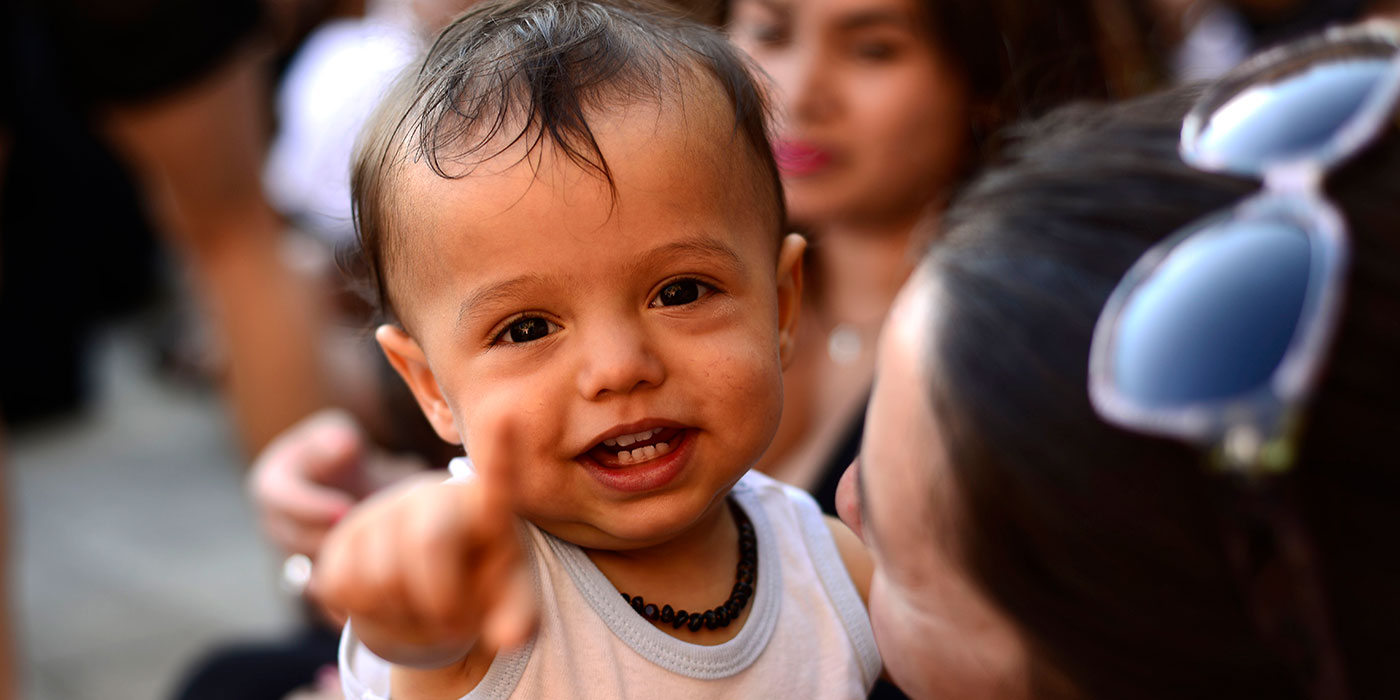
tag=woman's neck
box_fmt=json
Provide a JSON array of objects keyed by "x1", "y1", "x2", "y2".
[
  {"x1": 753, "y1": 212, "x2": 930, "y2": 488},
  {"x1": 813, "y1": 216, "x2": 924, "y2": 327}
]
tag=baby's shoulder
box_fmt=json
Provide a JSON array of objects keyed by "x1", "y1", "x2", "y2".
[
  {"x1": 736, "y1": 470, "x2": 870, "y2": 599},
  {"x1": 735, "y1": 470, "x2": 835, "y2": 558},
  {"x1": 734, "y1": 469, "x2": 812, "y2": 506}
]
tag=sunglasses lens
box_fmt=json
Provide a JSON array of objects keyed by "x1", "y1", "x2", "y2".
[
  {"x1": 1193, "y1": 57, "x2": 1393, "y2": 174},
  {"x1": 1111, "y1": 219, "x2": 1314, "y2": 407}
]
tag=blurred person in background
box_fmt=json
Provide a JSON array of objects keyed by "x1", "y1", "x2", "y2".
[
  {"x1": 0, "y1": 1, "x2": 416, "y2": 698},
  {"x1": 1, "y1": 2, "x2": 343, "y2": 698},
  {"x1": 260, "y1": 0, "x2": 484, "y2": 450},
  {"x1": 0, "y1": 0, "x2": 360, "y2": 454},
  {"x1": 838, "y1": 23, "x2": 1400, "y2": 698},
  {"x1": 724, "y1": 0, "x2": 1160, "y2": 515}
]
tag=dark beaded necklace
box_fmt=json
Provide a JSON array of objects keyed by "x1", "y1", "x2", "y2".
[{"x1": 620, "y1": 499, "x2": 757, "y2": 633}]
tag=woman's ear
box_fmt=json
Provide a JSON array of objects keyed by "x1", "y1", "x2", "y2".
[
  {"x1": 775, "y1": 233, "x2": 806, "y2": 369},
  {"x1": 375, "y1": 324, "x2": 462, "y2": 445}
]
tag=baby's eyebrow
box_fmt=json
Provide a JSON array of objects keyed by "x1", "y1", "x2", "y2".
[
  {"x1": 627, "y1": 237, "x2": 747, "y2": 278},
  {"x1": 455, "y1": 274, "x2": 550, "y2": 330}
]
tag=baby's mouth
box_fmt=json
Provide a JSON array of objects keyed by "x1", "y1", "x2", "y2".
[{"x1": 586, "y1": 427, "x2": 684, "y2": 468}]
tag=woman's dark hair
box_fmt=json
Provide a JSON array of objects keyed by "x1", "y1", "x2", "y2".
[
  {"x1": 923, "y1": 84, "x2": 1400, "y2": 698},
  {"x1": 350, "y1": 0, "x2": 782, "y2": 323}
]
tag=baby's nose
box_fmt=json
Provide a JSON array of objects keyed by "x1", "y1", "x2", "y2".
[{"x1": 575, "y1": 324, "x2": 665, "y2": 399}]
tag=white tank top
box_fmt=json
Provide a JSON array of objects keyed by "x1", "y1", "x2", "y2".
[{"x1": 340, "y1": 465, "x2": 881, "y2": 700}]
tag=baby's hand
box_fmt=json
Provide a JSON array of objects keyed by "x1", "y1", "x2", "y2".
[{"x1": 310, "y1": 420, "x2": 536, "y2": 669}]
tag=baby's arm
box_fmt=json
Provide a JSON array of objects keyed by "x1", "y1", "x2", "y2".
[
  {"x1": 825, "y1": 516, "x2": 873, "y2": 605},
  {"x1": 826, "y1": 516, "x2": 893, "y2": 685},
  {"x1": 313, "y1": 476, "x2": 531, "y2": 661},
  {"x1": 311, "y1": 423, "x2": 537, "y2": 697}
]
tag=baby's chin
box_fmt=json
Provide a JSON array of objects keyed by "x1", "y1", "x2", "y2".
[{"x1": 527, "y1": 484, "x2": 743, "y2": 551}]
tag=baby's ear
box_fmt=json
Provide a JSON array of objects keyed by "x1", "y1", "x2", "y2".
[
  {"x1": 375, "y1": 324, "x2": 463, "y2": 445},
  {"x1": 775, "y1": 233, "x2": 806, "y2": 369}
]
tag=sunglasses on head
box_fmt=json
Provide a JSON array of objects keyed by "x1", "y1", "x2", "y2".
[
  {"x1": 1089, "y1": 21, "x2": 1400, "y2": 700},
  {"x1": 1090, "y1": 22, "x2": 1400, "y2": 471}
]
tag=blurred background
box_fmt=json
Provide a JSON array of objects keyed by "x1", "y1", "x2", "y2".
[
  {"x1": 1, "y1": 0, "x2": 1396, "y2": 698},
  {"x1": 2, "y1": 1, "x2": 421, "y2": 697},
  {"x1": 9, "y1": 325, "x2": 291, "y2": 700}
]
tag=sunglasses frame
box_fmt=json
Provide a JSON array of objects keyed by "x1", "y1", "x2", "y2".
[{"x1": 1088, "y1": 22, "x2": 1400, "y2": 475}]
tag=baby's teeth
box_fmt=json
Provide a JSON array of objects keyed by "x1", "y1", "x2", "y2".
[
  {"x1": 622, "y1": 446, "x2": 646, "y2": 462},
  {"x1": 615, "y1": 428, "x2": 664, "y2": 447},
  {"x1": 609, "y1": 440, "x2": 676, "y2": 466}
]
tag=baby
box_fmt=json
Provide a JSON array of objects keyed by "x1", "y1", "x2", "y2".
[{"x1": 314, "y1": 0, "x2": 879, "y2": 697}]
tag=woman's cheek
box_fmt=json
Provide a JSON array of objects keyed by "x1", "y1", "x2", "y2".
[
  {"x1": 867, "y1": 575, "x2": 910, "y2": 677},
  {"x1": 869, "y1": 571, "x2": 943, "y2": 699}
]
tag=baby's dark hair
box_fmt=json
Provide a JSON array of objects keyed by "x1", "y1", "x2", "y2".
[{"x1": 350, "y1": 0, "x2": 782, "y2": 322}]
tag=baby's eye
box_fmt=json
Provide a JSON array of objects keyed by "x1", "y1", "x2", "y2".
[
  {"x1": 651, "y1": 279, "x2": 715, "y2": 308},
  {"x1": 495, "y1": 316, "x2": 559, "y2": 344}
]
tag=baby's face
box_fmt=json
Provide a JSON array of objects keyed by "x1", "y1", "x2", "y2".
[{"x1": 379, "y1": 91, "x2": 802, "y2": 550}]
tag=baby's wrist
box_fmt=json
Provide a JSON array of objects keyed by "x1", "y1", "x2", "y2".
[
  {"x1": 389, "y1": 655, "x2": 484, "y2": 700},
  {"x1": 387, "y1": 641, "x2": 477, "y2": 670},
  {"x1": 353, "y1": 617, "x2": 476, "y2": 670}
]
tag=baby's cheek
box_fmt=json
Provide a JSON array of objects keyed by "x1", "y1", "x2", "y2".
[
  {"x1": 722, "y1": 353, "x2": 785, "y2": 442},
  {"x1": 462, "y1": 380, "x2": 568, "y2": 460}
]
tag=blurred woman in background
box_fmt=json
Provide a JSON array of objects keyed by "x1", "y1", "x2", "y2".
[{"x1": 726, "y1": 0, "x2": 1159, "y2": 509}]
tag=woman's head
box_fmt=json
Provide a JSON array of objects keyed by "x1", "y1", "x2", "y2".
[
  {"x1": 727, "y1": 0, "x2": 1152, "y2": 230},
  {"x1": 841, "y1": 74, "x2": 1400, "y2": 697}
]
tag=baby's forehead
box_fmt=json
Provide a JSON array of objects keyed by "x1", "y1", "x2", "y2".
[
  {"x1": 383, "y1": 91, "x2": 780, "y2": 320},
  {"x1": 394, "y1": 83, "x2": 777, "y2": 236}
]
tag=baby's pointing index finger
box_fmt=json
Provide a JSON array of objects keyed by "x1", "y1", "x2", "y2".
[{"x1": 465, "y1": 405, "x2": 523, "y2": 518}]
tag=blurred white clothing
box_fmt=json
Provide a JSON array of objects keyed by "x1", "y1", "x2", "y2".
[{"x1": 264, "y1": 10, "x2": 422, "y2": 246}]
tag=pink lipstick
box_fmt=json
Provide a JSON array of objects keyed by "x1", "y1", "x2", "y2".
[{"x1": 773, "y1": 140, "x2": 833, "y2": 177}]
